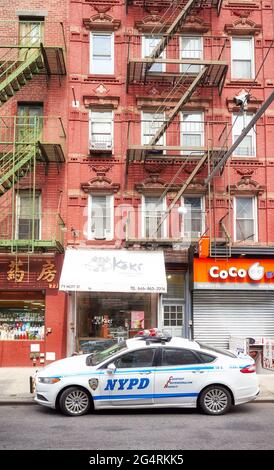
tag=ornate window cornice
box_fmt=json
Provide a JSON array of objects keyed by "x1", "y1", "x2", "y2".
[
  {"x1": 224, "y1": 17, "x2": 261, "y2": 35},
  {"x1": 83, "y1": 13, "x2": 121, "y2": 31}
]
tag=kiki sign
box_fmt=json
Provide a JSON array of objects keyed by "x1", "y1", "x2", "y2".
[{"x1": 194, "y1": 258, "x2": 274, "y2": 290}]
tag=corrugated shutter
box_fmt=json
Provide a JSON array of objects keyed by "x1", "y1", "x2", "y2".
[{"x1": 193, "y1": 290, "x2": 274, "y2": 349}]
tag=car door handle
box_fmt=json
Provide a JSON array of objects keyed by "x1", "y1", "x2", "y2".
[
  {"x1": 139, "y1": 371, "x2": 152, "y2": 375},
  {"x1": 192, "y1": 370, "x2": 205, "y2": 374}
]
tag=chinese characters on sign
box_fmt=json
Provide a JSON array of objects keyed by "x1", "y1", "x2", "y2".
[
  {"x1": 37, "y1": 261, "x2": 58, "y2": 287},
  {"x1": 6, "y1": 260, "x2": 58, "y2": 288},
  {"x1": 7, "y1": 260, "x2": 25, "y2": 282}
]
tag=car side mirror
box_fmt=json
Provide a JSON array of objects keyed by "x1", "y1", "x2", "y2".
[{"x1": 107, "y1": 363, "x2": 116, "y2": 374}]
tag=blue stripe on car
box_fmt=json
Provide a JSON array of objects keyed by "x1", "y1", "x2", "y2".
[{"x1": 93, "y1": 392, "x2": 199, "y2": 401}]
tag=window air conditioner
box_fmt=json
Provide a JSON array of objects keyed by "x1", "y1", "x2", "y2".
[{"x1": 89, "y1": 140, "x2": 112, "y2": 151}]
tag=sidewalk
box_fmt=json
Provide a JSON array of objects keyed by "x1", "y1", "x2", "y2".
[{"x1": 0, "y1": 367, "x2": 273, "y2": 404}]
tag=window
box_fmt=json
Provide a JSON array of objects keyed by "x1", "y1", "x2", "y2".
[
  {"x1": 181, "y1": 36, "x2": 203, "y2": 74},
  {"x1": 17, "y1": 104, "x2": 43, "y2": 142},
  {"x1": 142, "y1": 36, "x2": 165, "y2": 73},
  {"x1": 232, "y1": 113, "x2": 256, "y2": 157},
  {"x1": 16, "y1": 190, "x2": 41, "y2": 240},
  {"x1": 114, "y1": 349, "x2": 155, "y2": 368},
  {"x1": 234, "y1": 196, "x2": 257, "y2": 242},
  {"x1": 161, "y1": 348, "x2": 200, "y2": 366},
  {"x1": 89, "y1": 110, "x2": 113, "y2": 152},
  {"x1": 180, "y1": 111, "x2": 204, "y2": 155},
  {"x1": 163, "y1": 305, "x2": 183, "y2": 327},
  {"x1": 181, "y1": 196, "x2": 204, "y2": 238},
  {"x1": 196, "y1": 352, "x2": 216, "y2": 363},
  {"x1": 19, "y1": 19, "x2": 44, "y2": 47},
  {"x1": 142, "y1": 196, "x2": 166, "y2": 239},
  {"x1": 142, "y1": 111, "x2": 165, "y2": 149},
  {"x1": 231, "y1": 37, "x2": 254, "y2": 79},
  {"x1": 89, "y1": 195, "x2": 113, "y2": 240},
  {"x1": 90, "y1": 33, "x2": 114, "y2": 74}
]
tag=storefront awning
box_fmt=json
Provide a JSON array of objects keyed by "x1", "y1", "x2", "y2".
[{"x1": 59, "y1": 249, "x2": 167, "y2": 293}]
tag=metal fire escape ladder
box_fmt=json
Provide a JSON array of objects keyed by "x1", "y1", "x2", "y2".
[
  {"x1": 147, "y1": 67, "x2": 207, "y2": 147},
  {"x1": 145, "y1": 0, "x2": 198, "y2": 73},
  {"x1": 0, "y1": 46, "x2": 66, "y2": 107}
]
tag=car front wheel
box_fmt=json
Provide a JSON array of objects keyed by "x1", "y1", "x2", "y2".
[
  {"x1": 199, "y1": 385, "x2": 232, "y2": 415},
  {"x1": 59, "y1": 387, "x2": 91, "y2": 417}
]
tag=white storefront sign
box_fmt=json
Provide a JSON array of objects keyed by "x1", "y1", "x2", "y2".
[{"x1": 59, "y1": 249, "x2": 167, "y2": 293}]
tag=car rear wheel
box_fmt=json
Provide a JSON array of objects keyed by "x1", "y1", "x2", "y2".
[
  {"x1": 199, "y1": 385, "x2": 232, "y2": 415},
  {"x1": 59, "y1": 387, "x2": 91, "y2": 417}
]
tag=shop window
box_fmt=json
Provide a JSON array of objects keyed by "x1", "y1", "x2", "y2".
[
  {"x1": 90, "y1": 32, "x2": 114, "y2": 75},
  {"x1": 180, "y1": 36, "x2": 203, "y2": 74},
  {"x1": 231, "y1": 37, "x2": 254, "y2": 79},
  {"x1": 89, "y1": 110, "x2": 113, "y2": 153},
  {"x1": 181, "y1": 196, "x2": 205, "y2": 238},
  {"x1": 161, "y1": 348, "x2": 200, "y2": 366},
  {"x1": 232, "y1": 113, "x2": 256, "y2": 157},
  {"x1": 141, "y1": 111, "x2": 165, "y2": 150},
  {"x1": 16, "y1": 190, "x2": 41, "y2": 240},
  {"x1": 142, "y1": 195, "x2": 166, "y2": 239},
  {"x1": 114, "y1": 348, "x2": 155, "y2": 368},
  {"x1": 0, "y1": 293, "x2": 45, "y2": 341},
  {"x1": 77, "y1": 291, "x2": 157, "y2": 350},
  {"x1": 234, "y1": 196, "x2": 257, "y2": 242},
  {"x1": 142, "y1": 36, "x2": 165, "y2": 73},
  {"x1": 180, "y1": 111, "x2": 204, "y2": 155}
]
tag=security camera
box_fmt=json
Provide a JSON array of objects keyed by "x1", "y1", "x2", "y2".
[{"x1": 233, "y1": 90, "x2": 251, "y2": 108}]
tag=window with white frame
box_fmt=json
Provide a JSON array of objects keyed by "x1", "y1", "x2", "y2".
[
  {"x1": 181, "y1": 196, "x2": 204, "y2": 238},
  {"x1": 16, "y1": 190, "x2": 41, "y2": 240},
  {"x1": 89, "y1": 195, "x2": 114, "y2": 240},
  {"x1": 180, "y1": 111, "x2": 204, "y2": 155},
  {"x1": 232, "y1": 113, "x2": 256, "y2": 157},
  {"x1": 231, "y1": 37, "x2": 254, "y2": 79},
  {"x1": 181, "y1": 36, "x2": 203, "y2": 74},
  {"x1": 142, "y1": 196, "x2": 166, "y2": 239},
  {"x1": 142, "y1": 111, "x2": 165, "y2": 149},
  {"x1": 234, "y1": 196, "x2": 257, "y2": 242},
  {"x1": 142, "y1": 36, "x2": 165, "y2": 73},
  {"x1": 89, "y1": 110, "x2": 113, "y2": 152},
  {"x1": 90, "y1": 33, "x2": 114, "y2": 75}
]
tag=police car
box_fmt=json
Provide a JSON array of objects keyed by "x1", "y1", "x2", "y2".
[{"x1": 34, "y1": 329, "x2": 259, "y2": 417}]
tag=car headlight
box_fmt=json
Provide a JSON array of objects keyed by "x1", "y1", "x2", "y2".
[{"x1": 38, "y1": 377, "x2": 61, "y2": 384}]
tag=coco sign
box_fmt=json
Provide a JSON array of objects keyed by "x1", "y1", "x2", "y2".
[
  {"x1": 193, "y1": 258, "x2": 274, "y2": 289},
  {"x1": 209, "y1": 262, "x2": 265, "y2": 281}
]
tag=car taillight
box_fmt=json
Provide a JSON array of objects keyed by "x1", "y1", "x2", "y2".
[{"x1": 240, "y1": 364, "x2": 256, "y2": 373}]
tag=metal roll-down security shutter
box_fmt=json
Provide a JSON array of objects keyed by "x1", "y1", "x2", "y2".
[{"x1": 193, "y1": 290, "x2": 274, "y2": 349}]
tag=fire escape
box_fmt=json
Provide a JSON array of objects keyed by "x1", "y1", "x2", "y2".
[
  {"x1": 0, "y1": 21, "x2": 66, "y2": 253},
  {"x1": 125, "y1": 0, "x2": 229, "y2": 250}
]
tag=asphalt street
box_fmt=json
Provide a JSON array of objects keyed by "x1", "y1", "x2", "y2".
[{"x1": 0, "y1": 402, "x2": 274, "y2": 450}]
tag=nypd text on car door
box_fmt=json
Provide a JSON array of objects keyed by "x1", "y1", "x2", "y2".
[{"x1": 97, "y1": 348, "x2": 156, "y2": 406}]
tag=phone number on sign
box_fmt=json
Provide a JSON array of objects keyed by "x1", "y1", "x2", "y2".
[{"x1": 130, "y1": 286, "x2": 166, "y2": 292}]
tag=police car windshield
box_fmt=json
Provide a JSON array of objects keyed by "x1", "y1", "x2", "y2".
[
  {"x1": 87, "y1": 341, "x2": 127, "y2": 366},
  {"x1": 197, "y1": 343, "x2": 237, "y2": 358}
]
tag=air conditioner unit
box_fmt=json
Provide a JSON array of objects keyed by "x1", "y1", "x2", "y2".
[
  {"x1": 89, "y1": 140, "x2": 112, "y2": 151},
  {"x1": 92, "y1": 228, "x2": 112, "y2": 240},
  {"x1": 183, "y1": 231, "x2": 201, "y2": 239}
]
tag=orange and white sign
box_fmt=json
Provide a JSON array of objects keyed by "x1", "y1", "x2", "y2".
[{"x1": 194, "y1": 258, "x2": 274, "y2": 290}]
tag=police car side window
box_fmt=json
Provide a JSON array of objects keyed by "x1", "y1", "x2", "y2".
[
  {"x1": 162, "y1": 348, "x2": 200, "y2": 366},
  {"x1": 114, "y1": 349, "x2": 155, "y2": 369}
]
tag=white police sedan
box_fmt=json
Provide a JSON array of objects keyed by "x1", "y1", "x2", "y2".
[{"x1": 34, "y1": 331, "x2": 259, "y2": 417}]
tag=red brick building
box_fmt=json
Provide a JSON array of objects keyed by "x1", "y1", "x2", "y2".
[
  {"x1": 0, "y1": 0, "x2": 68, "y2": 365},
  {"x1": 1, "y1": 0, "x2": 274, "y2": 365}
]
